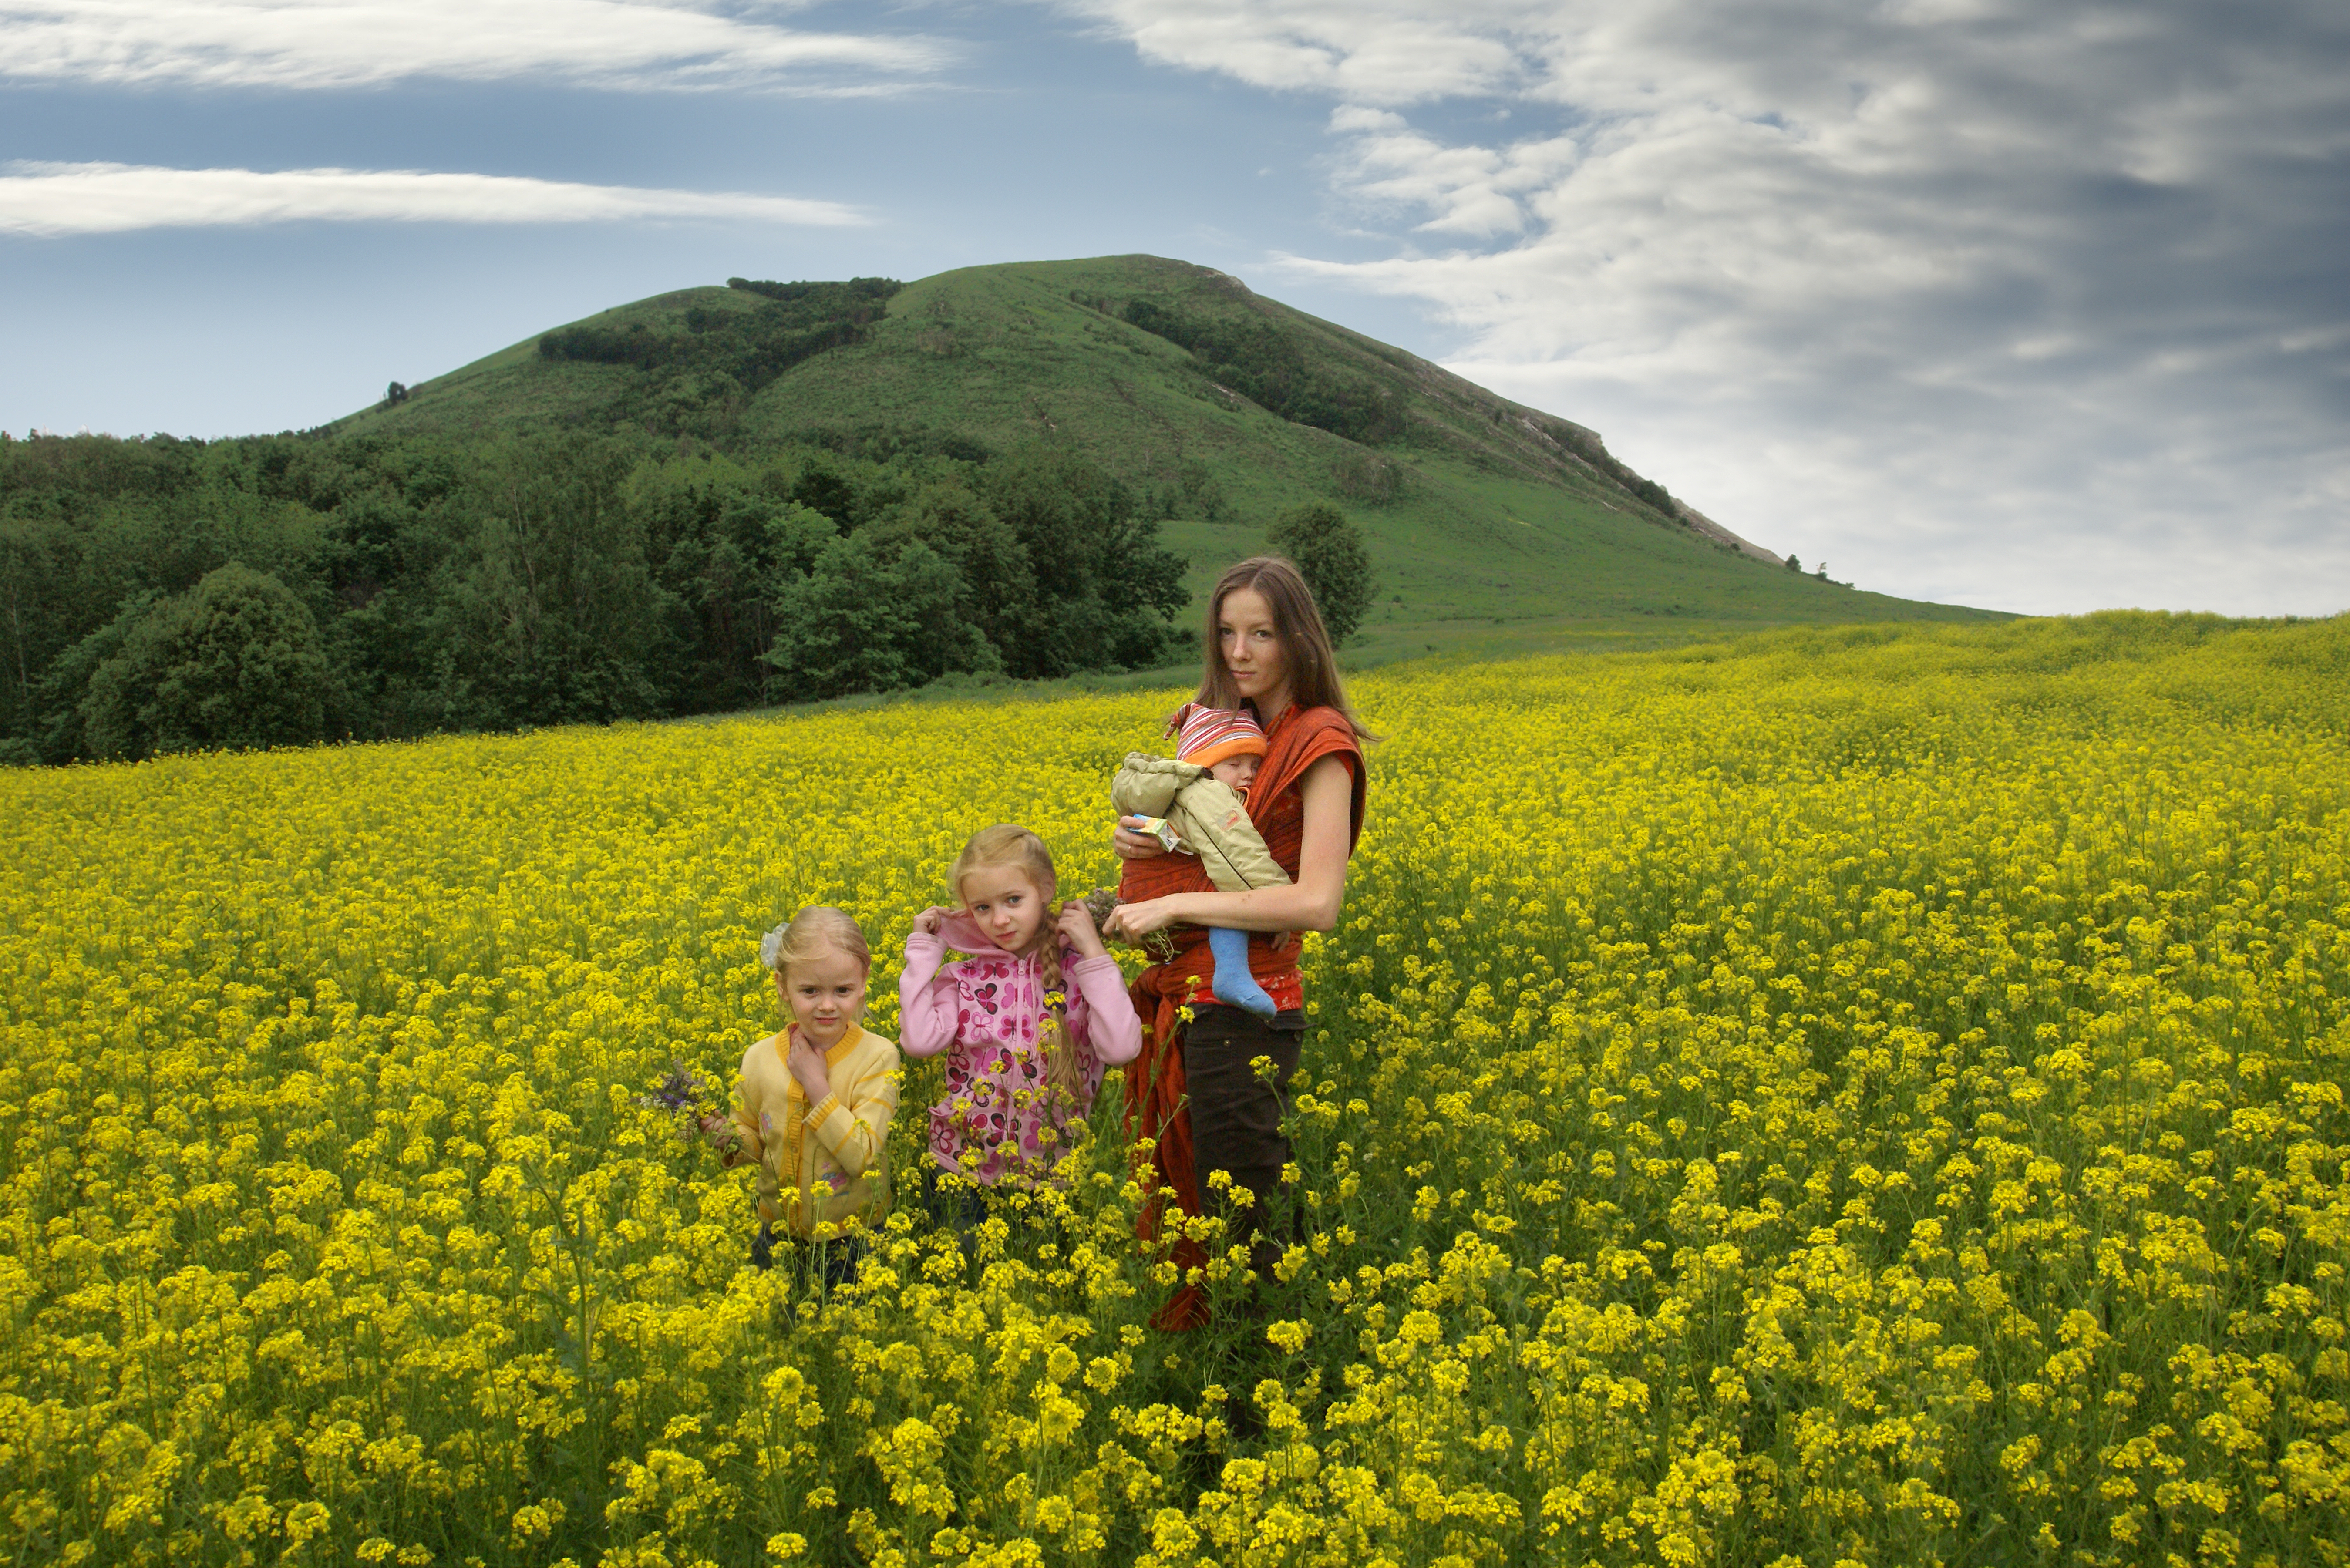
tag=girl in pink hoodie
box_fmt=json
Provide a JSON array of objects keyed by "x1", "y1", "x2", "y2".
[{"x1": 899, "y1": 824, "x2": 1143, "y2": 1206}]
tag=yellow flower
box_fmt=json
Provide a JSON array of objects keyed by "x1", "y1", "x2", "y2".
[{"x1": 5, "y1": 613, "x2": 2343, "y2": 1566}]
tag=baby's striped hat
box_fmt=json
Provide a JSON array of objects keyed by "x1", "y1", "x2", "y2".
[{"x1": 1172, "y1": 703, "x2": 1267, "y2": 768}]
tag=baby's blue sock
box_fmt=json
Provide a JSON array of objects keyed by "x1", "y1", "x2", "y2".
[{"x1": 1209, "y1": 925, "x2": 1277, "y2": 1021}]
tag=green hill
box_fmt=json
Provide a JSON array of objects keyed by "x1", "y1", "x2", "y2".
[{"x1": 336, "y1": 256, "x2": 2003, "y2": 653}]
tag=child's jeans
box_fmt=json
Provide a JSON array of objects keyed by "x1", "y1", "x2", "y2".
[
  {"x1": 922, "y1": 1164, "x2": 1063, "y2": 1267},
  {"x1": 923, "y1": 1163, "x2": 990, "y2": 1239},
  {"x1": 750, "y1": 1222, "x2": 864, "y2": 1289}
]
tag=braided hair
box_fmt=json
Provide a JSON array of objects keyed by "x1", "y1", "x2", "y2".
[{"x1": 949, "y1": 824, "x2": 1087, "y2": 1114}]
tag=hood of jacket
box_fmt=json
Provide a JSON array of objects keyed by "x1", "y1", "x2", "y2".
[{"x1": 937, "y1": 910, "x2": 1043, "y2": 965}]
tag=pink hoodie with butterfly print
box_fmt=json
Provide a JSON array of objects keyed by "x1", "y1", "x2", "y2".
[{"x1": 899, "y1": 911, "x2": 1143, "y2": 1184}]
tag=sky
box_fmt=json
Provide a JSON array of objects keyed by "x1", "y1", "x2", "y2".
[{"x1": 3, "y1": 1, "x2": 2345, "y2": 618}]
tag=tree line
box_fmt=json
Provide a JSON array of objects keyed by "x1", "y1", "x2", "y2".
[
  {"x1": 539, "y1": 278, "x2": 897, "y2": 389},
  {"x1": 1112, "y1": 297, "x2": 1408, "y2": 447},
  {"x1": 0, "y1": 429, "x2": 1189, "y2": 764},
  {"x1": 525, "y1": 277, "x2": 901, "y2": 442}
]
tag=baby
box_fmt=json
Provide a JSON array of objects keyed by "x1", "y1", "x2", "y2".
[{"x1": 1109, "y1": 703, "x2": 1293, "y2": 1020}]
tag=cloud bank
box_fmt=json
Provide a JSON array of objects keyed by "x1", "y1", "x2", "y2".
[
  {"x1": 1069, "y1": 0, "x2": 2350, "y2": 616},
  {"x1": 0, "y1": 0, "x2": 948, "y2": 90},
  {"x1": 0, "y1": 162, "x2": 866, "y2": 235}
]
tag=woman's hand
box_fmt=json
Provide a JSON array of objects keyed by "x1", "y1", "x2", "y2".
[
  {"x1": 1057, "y1": 898, "x2": 1108, "y2": 960},
  {"x1": 1111, "y1": 815, "x2": 1168, "y2": 861},
  {"x1": 911, "y1": 905, "x2": 949, "y2": 936},
  {"x1": 1104, "y1": 895, "x2": 1183, "y2": 943},
  {"x1": 788, "y1": 1035, "x2": 832, "y2": 1102}
]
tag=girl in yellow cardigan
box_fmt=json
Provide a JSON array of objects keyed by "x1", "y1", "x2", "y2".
[{"x1": 724, "y1": 906, "x2": 899, "y2": 1284}]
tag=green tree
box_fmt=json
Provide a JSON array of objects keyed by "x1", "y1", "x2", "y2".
[
  {"x1": 80, "y1": 565, "x2": 328, "y2": 760},
  {"x1": 1784, "y1": 553, "x2": 1803, "y2": 573},
  {"x1": 627, "y1": 452, "x2": 842, "y2": 713},
  {"x1": 445, "y1": 434, "x2": 673, "y2": 726},
  {"x1": 1266, "y1": 501, "x2": 1375, "y2": 643},
  {"x1": 875, "y1": 481, "x2": 1036, "y2": 657},
  {"x1": 21, "y1": 591, "x2": 158, "y2": 761},
  {"x1": 763, "y1": 531, "x2": 997, "y2": 700},
  {"x1": 981, "y1": 445, "x2": 1186, "y2": 677}
]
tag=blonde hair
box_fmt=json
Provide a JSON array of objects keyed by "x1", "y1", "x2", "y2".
[
  {"x1": 761, "y1": 906, "x2": 872, "y2": 983},
  {"x1": 949, "y1": 824, "x2": 1085, "y2": 1110}
]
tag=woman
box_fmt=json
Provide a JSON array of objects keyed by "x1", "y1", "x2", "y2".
[{"x1": 1106, "y1": 555, "x2": 1370, "y2": 1328}]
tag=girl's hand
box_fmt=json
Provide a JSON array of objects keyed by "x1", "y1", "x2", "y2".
[
  {"x1": 912, "y1": 906, "x2": 949, "y2": 936},
  {"x1": 1105, "y1": 896, "x2": 1182, "y2": 942},
  {"x1": 1112, "y1": 815, "x2": 1168, "y2": 861},
  {"x1": 1057, "y1": 898, "x2": 1108, "y2": 960},
  {"x1": 698, "y1": 1112, "x2": 748, "y2": 1167},
  {"x1": 788, "y1": 1036, "x2": 832, "y2": 1102}
]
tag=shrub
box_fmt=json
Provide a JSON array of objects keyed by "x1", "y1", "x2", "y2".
[
  {"x1": 762, "y1": 532, "x2": 998, "y2": 700},
  {"x1": 1266, "y1": 501, "x2": 1375, "y2": 644},
  {"x1": 1628, "y1": 475, "x2": 1674, "y2": 515},
  {"x1": 81, "y1": 563, "x2": 329, "y2": 759},
  {"x1": 1331, "y1": 451, "x2": 1405, "y2": 504},
  {"x1": 1177, "y1": 458, "x2": 1228, "y2": 521}
]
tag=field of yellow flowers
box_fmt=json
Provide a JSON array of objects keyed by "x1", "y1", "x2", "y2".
[{"x1": 3, "y1": 611, "x2": 2347, "y2": 1568}]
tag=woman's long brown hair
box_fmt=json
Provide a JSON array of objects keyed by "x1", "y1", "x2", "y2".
[{"x1": 1193, "y1": 555, "x2": 1374, "y2": 739}]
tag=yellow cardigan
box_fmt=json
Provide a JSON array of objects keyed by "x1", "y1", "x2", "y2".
[{"x1": 733, "y1": 1023, "x2": 899, "y2": 1240}]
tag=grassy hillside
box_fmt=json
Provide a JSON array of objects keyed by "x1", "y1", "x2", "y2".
[{"x1": 336, "y1": 256, "x2": 2006, "y2": 641}]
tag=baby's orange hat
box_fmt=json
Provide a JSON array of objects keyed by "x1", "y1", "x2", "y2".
[{"x1": 1172, "y1": 703, "x2": 1268, "y2": 769}]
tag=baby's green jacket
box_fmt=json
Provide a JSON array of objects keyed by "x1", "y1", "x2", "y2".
[{"x1": 1111, "y1": 753, "x2": 1293, "y2": 894}]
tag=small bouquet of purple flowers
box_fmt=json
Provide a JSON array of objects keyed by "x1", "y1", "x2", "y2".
[{"x1": 640, "y1": 1060, "x2": 746, "y2": 1166}]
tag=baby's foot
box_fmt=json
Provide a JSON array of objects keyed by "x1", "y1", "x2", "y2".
[{"x1": 1209, "y1": 926, "x2": 1277, "y2": 1020}]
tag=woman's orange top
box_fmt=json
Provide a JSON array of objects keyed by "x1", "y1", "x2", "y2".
[
  {"x1": 1116, "y1": 700, "x2": 1366, "y2": 1010},
  {"x1": 1119, "y1": 700, "x2": 1364, "y2": 1329}
]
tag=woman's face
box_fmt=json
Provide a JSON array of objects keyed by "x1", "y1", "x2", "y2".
[
  {"x1": 1217, "y1": 587, "x2": 1288, "y2": 707},
  {"x1": 960, "y1": 863, "x2": 1051, "y2": 954},
  {"x1": 776, "y1": 943, "x2": 868, "y2": 1050}
]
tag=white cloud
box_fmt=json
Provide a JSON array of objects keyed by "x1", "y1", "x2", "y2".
[
  {"x1": 1324, "y1": 106, "x2": 1576, "y2": 237},
  {"x1": 1065, "y1": 0, "x2": 1537, "y2": 103},
  {"x1": 1067, "y1": 1, "x2": 2350, "y2": 616},
  {"x1": 0, "y1": 0, "x2": 949, "y2": 90},
  {"x1": 0, "y1": 162, "x2": 867, "y2": 235}
]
